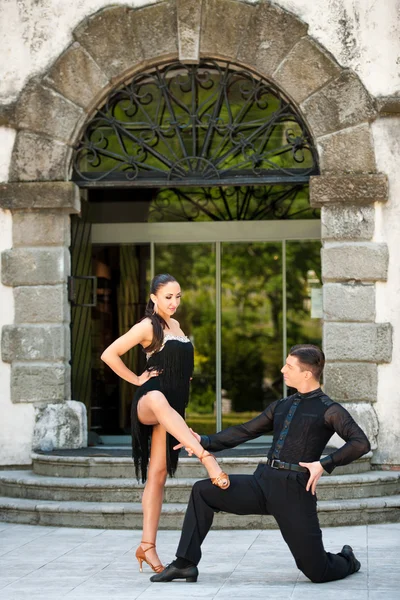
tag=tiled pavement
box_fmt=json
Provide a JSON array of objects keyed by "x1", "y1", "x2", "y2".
[{"x1": 0, "y1": 522, "x2": 398, "y2": 600}]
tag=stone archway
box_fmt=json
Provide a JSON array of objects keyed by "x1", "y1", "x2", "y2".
[{"x1": 0, "y1": 0, "x2": 390, "y2": 455}]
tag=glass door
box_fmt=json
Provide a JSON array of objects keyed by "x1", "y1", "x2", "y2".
[{"x1": 221, "y1": 242, "x2": 283, "y2": 429}]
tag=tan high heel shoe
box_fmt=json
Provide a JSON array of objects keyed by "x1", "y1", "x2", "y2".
[
  {"x1": 135, "y1": 541, "x2": 164, "y2": 573},
  {"x1": 199, "y1": 449, "x2": 230, "y2": 489}
]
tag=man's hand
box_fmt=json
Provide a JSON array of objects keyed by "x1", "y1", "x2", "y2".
[
  {"x1": 298, "y1": 461, "x2": 324, "y2": 495},
  {"x1": 173, "y1": 428, "x2": 201, "y2": 455}
]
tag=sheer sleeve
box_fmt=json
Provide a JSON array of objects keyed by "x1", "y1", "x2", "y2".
[
  {"x1": 200, "y1": 401, "x2": 277, "y2": 452},
  {"x1": 320, "y1": 403, "x2": 371, "y2": 474}
]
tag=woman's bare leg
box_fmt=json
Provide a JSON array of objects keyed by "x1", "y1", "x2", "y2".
[
  {"x1": 140, "y1": 423, "x2": 167, "y2": 569},
  {"x1": 138, "y1": 391, "x2": 227, "y2": 482}
]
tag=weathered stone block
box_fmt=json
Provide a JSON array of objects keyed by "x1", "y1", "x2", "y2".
[
  {"x1": 15, "y1": 80, "x2": 83, "y2": 144},
  {"x1": 340, "y1": 402, "x2": 378, "y2": 450},
  {"x1": 11, "y1": 362, "x2": 71, "y2": 403},
  {"x1": 12, "y1": 212, "x2": 70, "y2": 247},
  {"x1": 324, "y1": 362, "x2": 377, "y2": 402},
  {"x1": 10, "y1": 132, "x2": 70, "y2": 182},
  {"x1": 1, "y1": 247, "x2": 70, "y2": 286},
  {"x1": 321, "y1": 206, "x2": 375, "y2": 241},
  {"x1": 133, "y1": 1, "x2": 178, "y2": 61},
  {"x1": 273, "y1": 37, "x2": 341, "y2": 104},
  {"x1": 301, "y1": 71, "x2": 376, "y2": 137},
  {"x1": 33, "y1": 401, "x2": 87, "y2": 450},
  {"x1": 73, "y1": 6, "x2": 145, "y2": 80},
  {"x1": 237, "y1": 1, "x2": 307, "y2": 76},
  {"x1": 1, "y1": 324, "x2": 70, "y2": 362},
  {"x1": 0, "y1": 182, "x2": 80, "y2": 213},
  {"x1": 177, "y1": 0, "x2": 201, "y2": 62},
  {"x1": 324, "y1": 322, "x2": 392, "y2": 363},
  {"x1": 318, "y1": 124, "x2": 376, "y2": 173},
  {"x1": 14, "y1": 285, "x2": 69, "y2": 323},
  {"x1": 310, "y1": 174, "x2": 388, "y2": 207},
  {"x1": 323, "y1": 283, "x2": 375, "y2": 322},
  {"x1": 201, "y1": 0, "x2": 254, "y2": 59},
  {"x1": 45, "y1": 42, "x2": 110, "y2": 110},
  {"x1": 322, "y1": 243, "x2": 388, "y2": 282}
]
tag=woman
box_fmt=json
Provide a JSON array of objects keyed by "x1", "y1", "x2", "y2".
[{"x1": 101, "y1": 273, "x2": 229, "y2": 574}]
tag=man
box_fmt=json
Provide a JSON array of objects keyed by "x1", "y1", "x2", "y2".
[{"x1": 150, "y1": 344, "x2": 370, "y2": 584}]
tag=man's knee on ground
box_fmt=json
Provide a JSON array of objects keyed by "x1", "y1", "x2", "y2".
[{"x1": 301, "y1": 565, "x2": 326, "y2": 584}]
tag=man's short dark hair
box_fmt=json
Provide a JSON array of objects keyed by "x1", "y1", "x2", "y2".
[{"x1": 289, "y1": 344, "x2": 325, "y2": 381}]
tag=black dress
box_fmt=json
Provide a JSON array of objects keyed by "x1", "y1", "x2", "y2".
[{"x1": 131, "y1": 334, "x2": 194, "y2": 482}]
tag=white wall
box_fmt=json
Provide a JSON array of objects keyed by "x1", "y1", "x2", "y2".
[
  {"x1": 373, "y1": 117, "x2": 400, "y2": 465},
  {"x1": 0, "y1": 0, "x2": 399, "y2": 105}
]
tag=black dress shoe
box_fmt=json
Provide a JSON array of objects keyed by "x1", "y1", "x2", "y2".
[
  {"x1": 150, "y1": 562, "x2": 198, "y2": 583},
  {"x1": 341, "y1": 545, "x2": 361, "y2": 574}
]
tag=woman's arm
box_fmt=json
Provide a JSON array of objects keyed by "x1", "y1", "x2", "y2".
[{"x1": 100, "y1": 318, "x2": 154, "y2": 386}]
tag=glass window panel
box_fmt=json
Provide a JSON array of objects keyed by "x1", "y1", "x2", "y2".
[{"x1": 221, "y1": 242, "x2": 283, "y2": 430}]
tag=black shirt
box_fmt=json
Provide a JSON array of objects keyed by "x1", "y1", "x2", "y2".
[{"x1": 200, "y1": 388, "x2": 371, "y2": 474}]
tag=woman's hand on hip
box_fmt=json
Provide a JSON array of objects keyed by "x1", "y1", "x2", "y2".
[{"x1": 136, "y1": 368, "x2": 161, "y2": 386}]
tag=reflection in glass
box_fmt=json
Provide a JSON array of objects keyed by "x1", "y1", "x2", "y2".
[
  {"x1": 221, "y1": 243, "x2": 283, "y2": 429},
  {"x1": 285, "y1": 240, "x2": 323, "y2": 374}
]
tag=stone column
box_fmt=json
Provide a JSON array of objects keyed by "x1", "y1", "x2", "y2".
[
  {"x1": 310, "y1": 174, "x2": 390, "y2": 451},
  {"x1": 0, "y1": 182, "x2": 87, "y2": 452}
]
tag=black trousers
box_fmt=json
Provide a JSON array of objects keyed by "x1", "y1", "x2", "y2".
[{"x1": 176, "y1": 464, "x2": 353, "y2": 583}]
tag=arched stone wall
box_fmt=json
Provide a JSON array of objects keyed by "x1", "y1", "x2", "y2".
[{"x1": 0, "y1": 0, "x2": 390, "y2": 456}]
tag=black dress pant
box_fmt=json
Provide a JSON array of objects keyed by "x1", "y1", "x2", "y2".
[{"x1": 176, "y1": 464, "x2": 353, "y2": 583}]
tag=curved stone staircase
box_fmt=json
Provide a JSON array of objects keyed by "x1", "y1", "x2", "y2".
[{"x1": 0, "y1": 451, "x2": 399, "y2": 529}]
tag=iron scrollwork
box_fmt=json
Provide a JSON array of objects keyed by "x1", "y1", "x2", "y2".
[
  {"x1": 73, "y1": 60, "x2": 319, "y2": 186},
  {"x1": 147, "y1": 185, "x2": 319, "y2": 222}
]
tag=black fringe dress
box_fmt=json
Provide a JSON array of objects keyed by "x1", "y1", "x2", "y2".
[{"x1": 131, "y1": 334, "x2": 194, "y2": 483}]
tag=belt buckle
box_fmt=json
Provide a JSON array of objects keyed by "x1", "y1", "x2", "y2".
[{"x1": 270, "y1": 459, "x2": 279, "y2": 469}]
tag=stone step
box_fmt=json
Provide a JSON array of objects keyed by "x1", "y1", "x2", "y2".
[
  {"x1": 0, "y1": 494, "x2": 399, "y2": 530},
  {"x1": 0, "y1": 469, "x2": 398, "y2": 503},
  {"x1": 31, "y1": 451, "x2": 372, "y2": 479}
]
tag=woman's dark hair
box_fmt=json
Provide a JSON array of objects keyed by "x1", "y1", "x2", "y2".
[
  {"x1": 141, "y1": 273, "x2": 178, "y2": 353},
  {"x1": 289, "y1": 344, "x2": 325, "y2": 381}
]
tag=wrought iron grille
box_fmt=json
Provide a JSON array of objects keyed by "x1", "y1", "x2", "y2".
[
  {"x1": 73, "y1": 60, "x2": 319, "y2": 187},
  {"x1": 147, "y1": 184, "x2": 318, "y2": 222}
]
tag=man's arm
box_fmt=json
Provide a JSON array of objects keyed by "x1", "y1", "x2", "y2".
[
  {"x1": 320, "y1": 403, "x2": 371, "y2": 474},
  {"x1": 200, "y1": 401, "x2": 277, "y2": 452}
]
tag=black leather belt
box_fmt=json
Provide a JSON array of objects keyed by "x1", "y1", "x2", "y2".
[{"x1": 266, "y1": 458, "x2": 308, "y2": 473}]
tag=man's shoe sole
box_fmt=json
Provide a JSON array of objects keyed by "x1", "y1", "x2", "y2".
[{"x1": 151, "y1": 575, "x2": 198, "y2": 583}]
